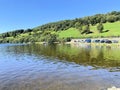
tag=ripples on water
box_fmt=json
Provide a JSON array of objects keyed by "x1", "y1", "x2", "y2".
[{"x1": 0, "y1": 44, "x2": 120, "y2": 90}]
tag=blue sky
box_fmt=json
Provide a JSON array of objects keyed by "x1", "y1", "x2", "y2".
[{"x1": 0, "y1": 0, "x2": 120, "y2": 33}]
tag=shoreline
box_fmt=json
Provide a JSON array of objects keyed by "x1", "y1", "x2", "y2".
[{"x1": 67, "y1": 42, "x2": 120, "y2": 46}]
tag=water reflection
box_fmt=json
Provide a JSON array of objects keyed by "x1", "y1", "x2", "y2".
[
  {"x1": 7, "y1": 44, "x2": 120, "y2": 71},
  {"x1": 0, "y1": 44, "x2": 120, "y2": 90}
]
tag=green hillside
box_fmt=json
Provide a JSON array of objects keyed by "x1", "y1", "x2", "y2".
[
  {"x1": 58, "y1": 21, "x2": 120, "y2": 38},
  {"x1": 0, "y1": 11, "x2": 120, "y2": 43}
]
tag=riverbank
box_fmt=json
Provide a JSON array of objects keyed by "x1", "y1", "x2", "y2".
[
  {"x1": 34, "y1": 41, "x2": 120, "y2": 46},
  {"x1": 70, "y1": 43, "x2": 120, "y2": 48}
]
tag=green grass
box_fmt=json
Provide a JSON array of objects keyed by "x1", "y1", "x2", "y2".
[
  {"x1": 58, "y1": 21, "x2": 120, "y2": 38},
  {"x1": 19, "y1": 33, "x2": 29, "y2": 37},
  {"x1": 58, "y1": 28, "x2": 80, "y2": 38}
]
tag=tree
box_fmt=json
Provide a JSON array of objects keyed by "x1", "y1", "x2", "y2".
[
  {"x1": 81, "y1": 25, "x2": 90, "y2": 34},
  {"x1": 24, "y1": 29, "x2": 32, "y2": 33},
  {"x1": 75, "y1": 22, "x2": 80, "y2": 29},
  {"x1": 101, "y1": 17, "x2": 106, "y2": 23},
  {"x1": 107, "y1": 15, "x2": 116, "y2": 23},
  {"x1": 75, "y1": 22, "x2": 82, "y2": 32},
  {"x1": 48, "y1": 34, "x2": 58, "y2": 44},
  {"x1": 97, "y1": 23, "x2": 104, "y2": 33}
]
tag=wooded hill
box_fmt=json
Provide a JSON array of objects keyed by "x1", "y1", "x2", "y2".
[{"x1": 0, "y1": 11, "x2": 120, "y2": 43}]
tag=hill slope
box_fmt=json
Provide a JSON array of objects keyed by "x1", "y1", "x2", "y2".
[
  {"x1": 0, "y1": 11, "x2": 120, "y2": 43},
  {"x1": 58, "y1": 21, "x2": 120, "y2": 38}
]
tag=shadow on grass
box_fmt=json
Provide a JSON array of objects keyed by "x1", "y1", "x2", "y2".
[
  {"x1": 102, "y1": 30, "x2": 109, "y2": 33},
  {"x1": 81, "y1": 31, "x2": 93, "y2": 34}
]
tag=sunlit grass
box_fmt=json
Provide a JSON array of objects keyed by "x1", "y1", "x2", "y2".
[{"x1": 58, "y1": 21, "x2": 120, "y2": 38}]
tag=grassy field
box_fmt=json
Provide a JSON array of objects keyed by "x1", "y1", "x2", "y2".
[{"x1": 58, "y1": 21, "x2": 120, "y2": 39}]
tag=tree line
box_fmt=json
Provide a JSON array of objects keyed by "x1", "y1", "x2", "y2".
[{"x1": 34, "y1": 11, "x2": 120, "y2": 32}]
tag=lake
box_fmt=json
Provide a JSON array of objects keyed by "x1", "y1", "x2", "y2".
[{"x1": 0, "y1": 44, "x2": 120, "y2": 90}]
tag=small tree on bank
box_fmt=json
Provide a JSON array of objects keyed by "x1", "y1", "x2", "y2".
[
  {"x1": 48, "y1": 34, "x2": 58, "y2": 44},
  {"x1": 97, "y1": 23, "x2": 104, "y2": 33},
  {"x1": 81, "y1": 24, "x2": 90, "y2": 34}
]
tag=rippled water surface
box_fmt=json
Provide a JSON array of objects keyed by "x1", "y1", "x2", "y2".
[{"x1": 0, "y1": 44, "x2": 120, "y2": 90}]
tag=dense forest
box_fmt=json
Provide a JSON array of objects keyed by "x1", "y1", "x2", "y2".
[{"x1": 0, "y1": 11, "x2": 120, "y2": 44}]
